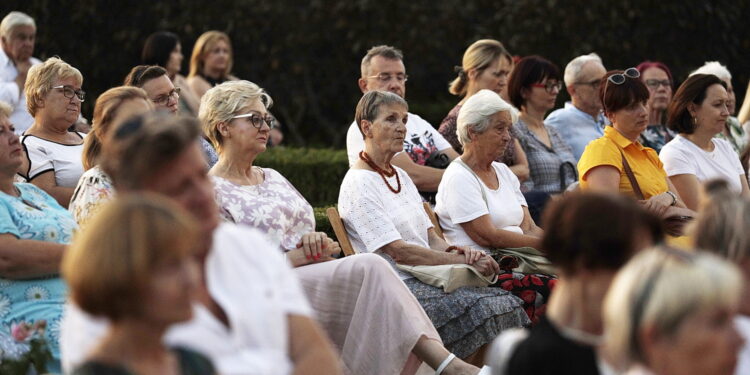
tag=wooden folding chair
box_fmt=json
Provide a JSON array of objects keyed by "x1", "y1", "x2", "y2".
[
  {"x1": 326, "y1": 206, "x2": 357, "y2": 256},
  {"x1": 422, "y1": 202, "x2": 444, "y2": 240}
]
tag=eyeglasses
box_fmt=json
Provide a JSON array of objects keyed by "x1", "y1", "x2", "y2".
[
  {"x1": 152, "y1": 87, "x2": 181, "y2": 106},
  {"x1": 575, "y1": 79, "x2": 602, "y2": 89},
  {"x1": 607, "y1": 67, "x2": 640, "y2": 85},
  {"x1": 531, "y1": 81, "x2": 562, "y2": 93},
  {"x1": 367, "y1": 73, "x2": 408, "y2": 83},
  {"x1": 644, "y1": 79, "x2": 671, "y2": 89},
  {"x1": 52, "y1": 85, "x2": 85, "y2": 102},
  {"x1": 231, "y1": 112, "x2": 276, "y2": 129}
]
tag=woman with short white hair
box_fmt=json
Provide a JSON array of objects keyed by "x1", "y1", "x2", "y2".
[
  {"x1": 435, "y1": 89, "x2": 550, "y2": 321},
  {"x1": 603, "y1": 247, "x2": 743, "y2": 375},
  {"x1": 690, "y1": 61, "x2": 745, "y2": 153}
]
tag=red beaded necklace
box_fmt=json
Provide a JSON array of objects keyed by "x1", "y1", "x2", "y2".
[{"x1": 359, "y1": 151, "x2": 401, "y2": 194}]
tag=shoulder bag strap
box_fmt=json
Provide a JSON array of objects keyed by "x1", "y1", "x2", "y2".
[
  {"x1": 619, "y1": 149, "x2": 645, "y2": 200},
  {"x1": 453, "y1": 158, "x2": 488, "y2": 208}
]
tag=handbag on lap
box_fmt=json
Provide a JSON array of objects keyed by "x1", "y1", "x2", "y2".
[{"x1": 396, "y1": 263, "x2": 497, "y2": 293}]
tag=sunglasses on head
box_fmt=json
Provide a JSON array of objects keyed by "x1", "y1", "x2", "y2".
[{"x1": 607, "y1": 67, "x2": 640, "y2": 85}]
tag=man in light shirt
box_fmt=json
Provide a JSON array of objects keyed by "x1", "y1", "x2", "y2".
[
  {"x1": 346, "y1": 45, "x2": 458, "y2": 195},
  {"x1": 0, "y1": 11, "x2": 41, "y2": 134},
  {"x1": 545, "y1": 53, "x2": 608, "y2": 161}
]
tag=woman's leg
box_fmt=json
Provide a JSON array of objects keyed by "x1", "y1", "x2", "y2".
[{"x1": 412, "y1": 336, "x2": 480, "y2": 375}]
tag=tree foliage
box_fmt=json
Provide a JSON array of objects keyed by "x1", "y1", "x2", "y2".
[{"x1": 3, "y1": 0, "x2": 748, "y2": 147}]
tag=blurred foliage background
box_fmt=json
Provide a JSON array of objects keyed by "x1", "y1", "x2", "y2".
[{"x1": 3, "y1": 0, "x2": 749, "y2": 147}]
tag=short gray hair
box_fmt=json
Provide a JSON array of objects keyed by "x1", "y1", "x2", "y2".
[
  {"x1": 199, "y1": 80, "x2": 273, "y2": 152},
  {"x1": 360, "y1": 45, "x2": 404, "y2": 77},
  {"x1": 689, "y1": 61, "x2": 731, "y2": 81},
  {"x1": 563, "y1": 53, "x2": 603, "y2": 87},
  {"x1": 0, "y1": 11, "x2": 35, "y2": 39},
  {"x1": 456, "y1": 89, "x2": 517, "y2": 146},
  {"x1": 354, "y1": 90, "x2": 408, "y2": 139}
]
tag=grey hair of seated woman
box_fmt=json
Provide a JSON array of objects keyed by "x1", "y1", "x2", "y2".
[{"x1": 456, "y1": 89, "x2": 517, "y2": 146}]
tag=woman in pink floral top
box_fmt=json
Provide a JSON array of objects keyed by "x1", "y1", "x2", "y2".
[{"x1": 201, "y1": 80, "x2": 486, "y2": 375}]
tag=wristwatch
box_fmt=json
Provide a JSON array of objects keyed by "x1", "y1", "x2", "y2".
[{"x1": 665, "y1": 191, "x2": 677, "y2": 206}]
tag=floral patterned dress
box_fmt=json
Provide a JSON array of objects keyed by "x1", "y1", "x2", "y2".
[
  {"x1": 211, "y1": 168, "x2": 314, "y2": 251},
  {"x1": 0, "y1": 183, "x2": 77, "y2": 372},
  {"x1": 68, "y1": 166, "x2": 115, "y2": 227}
]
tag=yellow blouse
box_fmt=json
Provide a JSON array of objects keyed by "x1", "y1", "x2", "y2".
[{"x1": 578, "y1": 126, "x2": 668, "y2": 199}]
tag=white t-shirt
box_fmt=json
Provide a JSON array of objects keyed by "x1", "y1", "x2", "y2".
[
  {"x1": 346, "y1": 112, "x2": 453, "y2": 167},
  {"x1": 435, "y1": 160, "x2": 527, "y2": 252},
  {"x1": 338, "y1": 167, "x2": 433, "y2": 280},
  {"x1": 60, "y1": 223, "x2": 311, "y2": 375},
  {"x1": 736, "y1": 315, "x2": 750, "y2": 375},
  {"x1": 0, "y1": 48, "x2": 41, "y2": 134},
  {"x1": 20, "y1": 133, "x2": 85, "y2": 187},
  {"x1": 660, "y1": 135, "x2": 745, "y2": 193}
]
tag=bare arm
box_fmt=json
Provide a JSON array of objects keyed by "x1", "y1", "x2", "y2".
[
  {"x1": 519, "y1": 206, "x2": 544, "y2": 237},
  {"x1": 380, "y1": 238, "x2": 466, "y2": 266},
  {"x1": 0, "y1": 233, "x2": 65, "y2": 279},
  {"x1": 288, "y1": 314, "x2": 342, "y2": 375},
  {"x1": 584, "y1": 165, "x2": 621, "y2": 193},
  {"x1": 459, "y1": 214, "x2": 541, "y2": 249},
  {"x1": 668, "y1": 174, "x2": 701, "y2": 211},
  {"x1": 29, "y1": 171, "x2": 74, "y2": 208},
  {"x1": 508, "y1": 139, "x2": 530, "y2": 182}
]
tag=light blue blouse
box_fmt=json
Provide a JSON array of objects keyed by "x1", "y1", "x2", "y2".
[{"x1": 0, "y1": 183, "x2": 77, "y2": 372}]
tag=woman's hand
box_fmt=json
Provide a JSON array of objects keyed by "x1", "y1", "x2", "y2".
[
  {"x1": 642, "y1": 192, "x2": 674, "y2": 217},
  {"x1": 296, "y1": 232, "x2": 329, "y2": 261},
  {"x1": 451, "y1": 246, "x2": 485, "y2": 265},
  {"x1": 323, "y1": 238, "x2": 341, "y2": 259},
  {"x1": 471, "y1": 256, "x2": 500, "y2": 277}
]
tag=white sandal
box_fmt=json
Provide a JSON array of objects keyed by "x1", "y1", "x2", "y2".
[
  {"x1": 477, "y1": 365, "x2": 492, "y2": 375},
  {"x1": 435, "y1": 353, "x2": 456, "y2": 375}
]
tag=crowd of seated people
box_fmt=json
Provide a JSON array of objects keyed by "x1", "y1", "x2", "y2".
[{"x1": 2, "y1": 8, "x2": 750, "y2": 375}]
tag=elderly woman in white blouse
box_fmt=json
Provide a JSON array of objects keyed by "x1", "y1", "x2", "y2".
[
  {"x1": 435, "y1": 89, "x2": 542, "y2": 251},
  {"x1": 203, "y1": 81, "x2": 479, "y2": 375},
  {"x1": 660, "y1": 74, "x2": 749, "y2": 210},
  {"x1": 434, "y1": 90, "x2": 553, "y2": 323},
  {"x1": 339, "y1": 90, "x2": 529, "y2": 365}
]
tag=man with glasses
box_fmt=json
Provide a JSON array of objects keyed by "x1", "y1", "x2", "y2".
[
  {"x1": 124, "y1": 64, "x2": 219, "y2": 165},
  {"x1": 545, "y1": 53, "x2": 608, "y2": 161},
  {"x1": 345, "y1": 45, "x2": 458, "y2": 198},
  {"x1": 0, "y1": 11, "x2": 41, "y2": 134}
]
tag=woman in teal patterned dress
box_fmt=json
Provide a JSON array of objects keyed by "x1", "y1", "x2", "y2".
[{"x1": 0, "y1": 102, "x2": 75, "y2": 372}]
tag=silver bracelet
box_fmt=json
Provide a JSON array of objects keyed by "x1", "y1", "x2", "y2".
[{"x1": 665, "y1": 191, "x2": 677, "y2": 206}]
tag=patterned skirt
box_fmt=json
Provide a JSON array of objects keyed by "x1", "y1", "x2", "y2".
[{"x1": 403, "y1": 278, "x2": 530, "y2": 358}]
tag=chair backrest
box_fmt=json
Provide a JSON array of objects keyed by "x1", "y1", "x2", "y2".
[
  {"x1": 326, "y1": 206, "x2": 357, "y2": 256},
  {"x1": 423, "y1": 202, "x2": 444, "y2": 240}
]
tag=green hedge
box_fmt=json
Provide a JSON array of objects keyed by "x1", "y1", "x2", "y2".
[{"x1": 256, "y1": 147, "x2": 348, "y2": 207}]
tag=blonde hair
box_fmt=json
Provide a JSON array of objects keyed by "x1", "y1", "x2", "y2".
[
  {"x1": 188, "y1": 31, "x2": 233, "y2": 79},
  {"x1": 24, "y1": 57, "x2": 83, "y2": 117},
  {"x1": 603, "y1": 247, "x2": 741, "y2": 371},
  {"x1": 101, "y1": 112, "x2": 201, "y2": 190},
  {"x1": 63, "y1": 194, "x2": 198, "y2": 321},
  {"x1": 0, "y1": 11, "x2": 35, "y2": 39},
  {"x1": 449, "y1": 39, "x2": 511, "y2": 97},
  {"x1": 693, "y1": 181, "x2": 750, "y2": 262},
  {"x1": 82, "y1": 86, "x2": 149, "y2": 170},
  {"x1": 456, "y1": 89, "x2": 517, "y2": 146},
  {"x1": 198, "y1": 80, "x2": 272, "y2": 152},
  {"x1": 0, "y1": 101, "x2": 11, "y2": 118}
]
